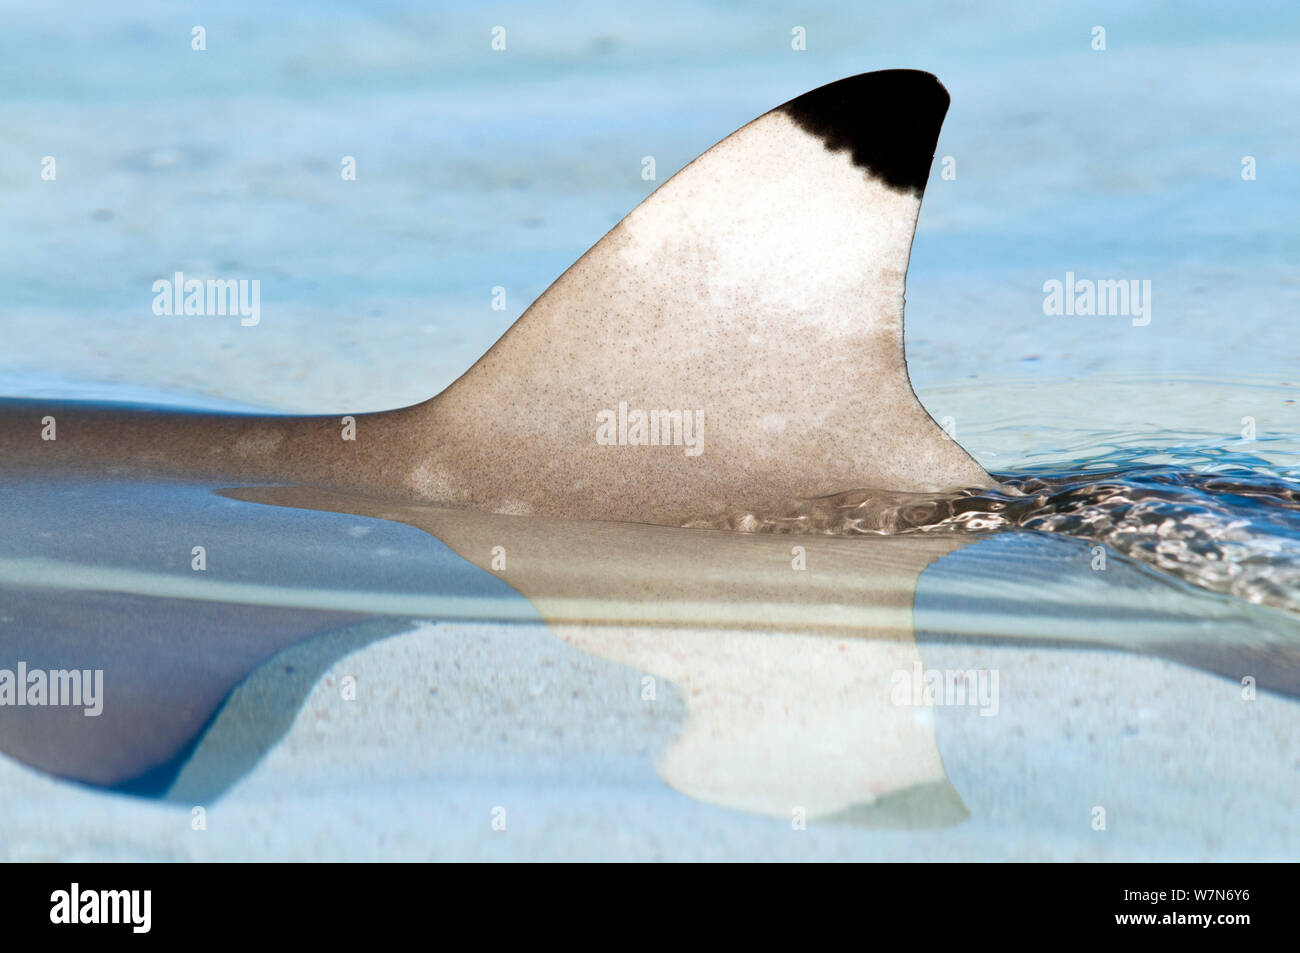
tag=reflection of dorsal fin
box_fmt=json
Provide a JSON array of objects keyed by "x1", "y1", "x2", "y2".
[{"x1": 421, "y1": 68, "x2": 994, "y2": 523}]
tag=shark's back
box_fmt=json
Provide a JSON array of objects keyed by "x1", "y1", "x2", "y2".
[{"x1": 0, "y1": 70, "x2": 993, "y2": 524}]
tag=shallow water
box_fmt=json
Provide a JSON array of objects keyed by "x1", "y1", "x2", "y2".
[
  {"x1": 1, "y1": 392, "x2": 1298, "y2": 859},
  {"x1": 2, "y1": 0, "x2": 1298, "y2": 860},
  {"x1": 690, "y1": 440, "x2": 1300, "y2": 615}
]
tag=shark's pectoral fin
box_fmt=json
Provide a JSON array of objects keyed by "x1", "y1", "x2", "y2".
[{"x1": 420, "y1": 69, "x2": 994, "y2": 524}]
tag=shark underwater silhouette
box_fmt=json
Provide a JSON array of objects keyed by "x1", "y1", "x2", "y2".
[{"x1": 0, "y1": 70, "x2": 1295, "y2": 817}]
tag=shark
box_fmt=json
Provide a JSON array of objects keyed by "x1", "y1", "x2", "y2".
[
  {"x1": 1, "y1": 70, "x2": 1295, "y2": 828},
  {"x1": 0, "y1": 69, "x2": 994, "y2": 523}
]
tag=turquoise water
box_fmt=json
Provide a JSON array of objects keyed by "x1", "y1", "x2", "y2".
[
  {"x1": 1, "y1": 1, "x2": 1297, "y2": 411},
  {"x1": 2, "y1": 446, "x2": 1297, "y2": 859},
  {"x1": 697, "y1": 439, "x2": 1300, "y2": 615},
  {"x1": 1, "y1": 1, "x2": 1298, "y2": 859}
]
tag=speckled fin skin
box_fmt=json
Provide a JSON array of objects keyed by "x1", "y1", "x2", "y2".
[
  {"x1": 420, "y1": 68, "x2": 994, "y2": 521},
  {"x1": 0, "y1": 70, "x2": 995, "y2": 524}
]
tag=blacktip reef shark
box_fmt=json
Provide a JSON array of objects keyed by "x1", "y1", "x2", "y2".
[
  {"x1": 0, "y1": 69, "x2": 995, "y2": 522},
  {"x1": 1, "y1": 70, "x2": 1295, "y2": 824}
]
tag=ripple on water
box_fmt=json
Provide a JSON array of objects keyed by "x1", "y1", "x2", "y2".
[{"x1": 686, "y1": 439, "x2": 1300, "y2": 615}]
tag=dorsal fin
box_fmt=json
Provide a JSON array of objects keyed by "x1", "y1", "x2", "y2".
[
  {"x1": 418, "y1": 68, "x2": 995, "y2": 523},
  {"x1": 0, "y1": 70, "x2": 995, "y2": 526}
]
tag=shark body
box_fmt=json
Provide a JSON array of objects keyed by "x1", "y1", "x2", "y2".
[{"x1": 0, "y1": 70, "x2": 992, "y2": 524}]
